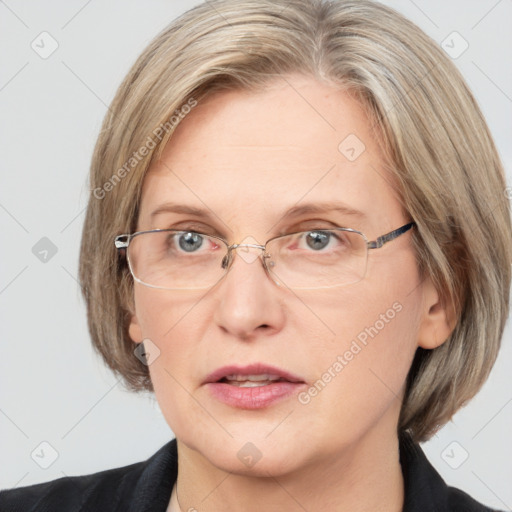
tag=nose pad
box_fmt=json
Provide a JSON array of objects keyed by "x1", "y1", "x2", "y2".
[
  {"x1": 221, "y1": 252, "x2": 230, "y2": 269},
  {"x1": 263, "y1": 253, "x2": 276, "y2": 269},
  {"x1": 261, "y1": 253, "x2": 282, "y2": 287}
]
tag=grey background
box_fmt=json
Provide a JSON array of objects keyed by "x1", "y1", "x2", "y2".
[{"x1": 1, "y1": 0, "x2": 511, "y2": 509}]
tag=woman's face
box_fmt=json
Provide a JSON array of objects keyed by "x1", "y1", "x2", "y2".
[{"x1": 129, "y1": 74, "x2": 448, "y2": 476}]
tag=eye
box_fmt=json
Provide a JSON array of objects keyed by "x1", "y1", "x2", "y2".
[
  {"x1": 305, "y1": 231, "x2": 331, "y2": 250},
  {"x1": 177, "y1": 232, "x2": 205, "y2": 252},
  {"x1": 299, "y1": 230, "x2": 347, "y2": 251}
]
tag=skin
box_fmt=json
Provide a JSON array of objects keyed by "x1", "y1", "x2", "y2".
[{"x1": 128, "y1": 74, "x2": 455, "y2": 512}]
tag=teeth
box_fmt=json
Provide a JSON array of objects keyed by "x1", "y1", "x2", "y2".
[
  {"x1": 228, "y1": 380, "x2": 276, "y2": 387},
  {"x1": 222, "y1": 374, "x2": 285, "y2": 387},
  {"x1": 224, "y1": 374, "x2": 282, "y2": 382}
]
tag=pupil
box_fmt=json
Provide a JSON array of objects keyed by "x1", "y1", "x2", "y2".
[
  {"x1": 179, "y1": 232, "x2": 203, "y2": 252},
  {"x1": 306, "y1": 231, "x2": 330, "y2": 250}
]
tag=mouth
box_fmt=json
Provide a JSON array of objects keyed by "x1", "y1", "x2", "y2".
[
  {"x1": 203, "y1": 363, "x2": 305, "y2": 386},
  {"x1": 203, "y1": 364, "x2": 307, "y2": 409},
  {"x1": 218, "y1": 373, "x2": 295, "y2": 387}
]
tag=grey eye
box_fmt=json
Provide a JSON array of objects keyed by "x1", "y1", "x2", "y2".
[
  {"x1": 305, "y1": 231, "x2": 331, "y2": 250},
  {"x1": 178, "y1": 232, "x2": 204, "y2": 252}
]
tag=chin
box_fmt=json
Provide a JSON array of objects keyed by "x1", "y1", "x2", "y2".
[
  {"x1": 183, "y1": 432, "x2": 307, "y2": 477},
  {"x1": 210, "y1": 447, "x2": 303, "y2": 478}
]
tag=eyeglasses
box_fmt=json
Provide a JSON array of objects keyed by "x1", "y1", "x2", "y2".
[{"x1": 115, "y1": 222, "x2": 415, "y2": 290}]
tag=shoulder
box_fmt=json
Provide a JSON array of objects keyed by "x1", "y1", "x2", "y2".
[
  {"x1": 0, "y1": 439, "x2": 178, "y2": 512},
  {"x1": 445, "y1": 486, "x2": 502, "y2": 512},
  {"x1": 0, "y1": 461, "x2": 144, "y2": 511},
  {"x1": 399, "y1": 432, "x2": 502, "y2": 512}
]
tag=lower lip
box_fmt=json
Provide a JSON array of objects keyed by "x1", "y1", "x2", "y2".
[{"x1": 205, "y1": 381, "x2": 306, "y2": 409}]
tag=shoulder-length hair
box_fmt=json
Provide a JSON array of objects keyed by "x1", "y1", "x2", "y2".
[{"x1": 78, "y1": 0, "x2": 512, "y2": 442}]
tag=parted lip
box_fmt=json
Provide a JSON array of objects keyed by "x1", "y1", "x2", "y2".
[{"x1": 203, "y1": 363, "x2": 305, "y2": 385}]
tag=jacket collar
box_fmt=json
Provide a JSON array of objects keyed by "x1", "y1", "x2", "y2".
[
  {"x1": 399, "y1": 431, "x2": 449, "y2": 511},
  {"x1": 127, "y1": 433, "x2": 487, "y2": 512},
  {"x1": 127, "y1": 438, "x2": 178, "y2": 512}
]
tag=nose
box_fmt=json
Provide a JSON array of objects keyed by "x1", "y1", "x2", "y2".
[{"x1": 213, "y1": 244, "x2": 286, "y2": 340}]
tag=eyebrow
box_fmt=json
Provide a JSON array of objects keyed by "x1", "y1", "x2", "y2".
[
  {"x1": 150, "y1": 203, "x2": 212, "y2": 219},
  {"x1": 283, "y1": 202, "x2": 367, "y2": 220},
  {"x1": 150, "y1": 201, "x2": 367, "y2": 222}
]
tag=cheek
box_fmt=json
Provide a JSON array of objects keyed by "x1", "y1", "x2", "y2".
[
  {"x1": 292, "y1": 252, "x2": 422, "y2": 433},
  {"x1": 132, "y1": 286, "x2": 214, "y2": 431},
  {"x1": 132, "y1": 281, "x2": 218, "y2": 344},
  {"x1": 295, "y1": 248, "x2": 422, "y2": 358},
  {"x1": 298, "y1": 285, "x2": 420, "y2": 391}
]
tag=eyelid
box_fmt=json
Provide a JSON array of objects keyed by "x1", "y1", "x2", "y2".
[
  {"x1": 166, "y1": 222, "x2": 226, "y2": 239},
  {"x1": 283, "y1": 220, "x2": 348, "y2": 234}
]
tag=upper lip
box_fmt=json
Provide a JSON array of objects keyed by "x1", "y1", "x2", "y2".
[{"x1": 203, "y1": 363, "x2": 305, "y2": 384}]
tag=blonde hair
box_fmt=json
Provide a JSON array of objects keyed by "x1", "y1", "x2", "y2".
[{"x1": 79, "y1": 0, "x2": 512, "y2": 442}]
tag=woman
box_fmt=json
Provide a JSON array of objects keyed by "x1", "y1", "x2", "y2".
[{"x1": 1, "y1": 0, "x2": 510, "y2": 510}]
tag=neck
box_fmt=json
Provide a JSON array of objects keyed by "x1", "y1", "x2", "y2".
[{"x1": 174, "y1": 425, "x2": 404, "y2": 512}]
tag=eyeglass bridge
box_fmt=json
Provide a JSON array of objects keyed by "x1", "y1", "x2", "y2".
[{"x1": 220, "y1": 242, "x2": 272, "y2": 270}]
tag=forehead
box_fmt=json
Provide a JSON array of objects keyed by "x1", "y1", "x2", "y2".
[{"x1": 138, "y1": 75, "x2": 403, "y2": 235}]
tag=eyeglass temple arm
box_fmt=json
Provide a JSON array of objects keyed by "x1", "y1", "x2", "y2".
[{"x1": 367, "y1": 222, "x2": 415, "y2": 250}]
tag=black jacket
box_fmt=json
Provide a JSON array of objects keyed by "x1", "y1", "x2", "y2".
[{"x1": 0, "y1": 433, "x2": 501, "y2": 511}]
